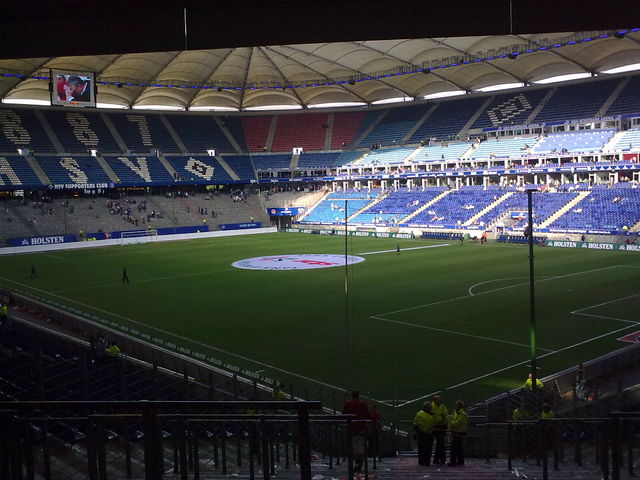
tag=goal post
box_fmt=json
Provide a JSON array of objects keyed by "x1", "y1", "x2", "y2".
[{"x1": 119, "y1": 229, "x2": 158, "y2": 245}]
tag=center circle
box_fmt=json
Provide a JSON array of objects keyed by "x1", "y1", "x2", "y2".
[{"x1": 232, "y1": 254, "x2": 366, "y2": 271}]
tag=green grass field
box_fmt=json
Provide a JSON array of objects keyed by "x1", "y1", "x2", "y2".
[{"x1": 1, "y1": 232, "x2": 639, "y2": 416}]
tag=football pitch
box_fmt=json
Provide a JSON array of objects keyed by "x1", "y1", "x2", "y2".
[{"x1": 1, "y1": 232, "x2": 639, "y2": 416}]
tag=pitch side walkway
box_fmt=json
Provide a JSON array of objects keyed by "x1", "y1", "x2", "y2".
[{"x1": 290, "y1": 454, "x2": 618, "y2": 480}]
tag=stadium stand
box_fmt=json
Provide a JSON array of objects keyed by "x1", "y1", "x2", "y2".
[
  {"x1": 408, "y1": 96, "x2": 487, "y2": 143},
  {"x1": 164, "y1": 154, "x2": 235, "y2": 183},
  {"x1": 36, "y1": 155, "x2": 112, "y2": 186},
  {"x1": 531, "y1": 129, "x2": 616, "y2": 155},
  {"x1": 548, "y1": 185, "x2": 640, "y2": 232},
  {"x1": 466, "y1": 136, "x2": 538, "y2": 160},
  {"x1": 331, "y1": 111, "x2": 367, "y2": 149},
  {"x1": 251, "y1": 153, "x2": 292, "y2": 171},
  {"x1": 242, "y1": 116, "x2": 272, "y2": 152},
  {"x1": 532, "y1": 79, "x2": 619, "y2": 123},
  {"x1": 297, "y1": 152, "x2": 342, "y2": 169},
  {"x1": 605, "y1": 75, "x2": 640, "y2": 116},
  {"x1": 270, "y1": 113, "x2": 328, "y2": 152},
  {"x1": 353, "y1": 110, "x2": 386, "y2": 147},
  {"x1": 164, "y1": 113, "x2": 235, "y2": 153},
  {"x1": 350, "y1": 187, "x2": 445, "y2": 224},
  {"x1": 409, "y1": 185, "x2": 499, "y2": 226},
  {"x1": 608, "y1": 128, "x2": 640, "y2": 151},
  {"x1": 42, "y1": 110, "x2": 121, "y2": 153},
  {"x1": 470, "y1": 89, "x2": 550, "y2": 129},
  {"x1": 219, "y1": 115, "x2": 246, "y2": 151},
  {"x1": 0, "y1": 154, "x2": 42, "y2": 189},
  {"x1": 0, "y1": 108, "x2": 55, "y2": 153},
  {"x1": 300, "y1": 188, "x2": 380, "y2": 223},
  {"x1": 357, "y1": 147, "x2": 415, "y2": 166},
  {"x1": 334, "y1": 150, "x2": 365, "y2": 166},
  {"x1": 415, "y1": 142, "x2": 473, "y2": 162},
  {"x1": 358, "y1": 104, "x2": 427, "y2": 147},
  {"x1": 219, "y1": 154, "x2": 256, "y2": 181},
  {"x1": 107, "y1": 112, "x2": 181, "y2": 153},
  {"x1": 104, "y1": 154, "x2": 174, "y2": 186}
]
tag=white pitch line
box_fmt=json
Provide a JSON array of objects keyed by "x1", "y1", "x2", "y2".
[
  {"x1": 358, "y1": 243, "x2": 450, "y2": 255},
  {"x1": 572, "y1": 312, "x2": 638, "y2": 324},
  {"x1": 375, "y1": 265, "x2": 621, "y2": 318},
  {"x1": 468, "y1": 276, "x2": 553, "y2": 296},
  {"x1": 400, "y1": 318, "x2": 640, "y2": 407},
  {"x1": 0, "y1": 275, "x2": 349, "y2": 395},
  {"x1": 371, "y1": 315, "x2": 554, "y2": 352},
  {"x1": 571, "y1": 292, "x2": 640, "y2": 314}
]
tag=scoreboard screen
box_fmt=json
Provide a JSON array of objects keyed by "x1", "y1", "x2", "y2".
[{"x1": 51, "y1": 69, "x2": 96, "y2": 108}]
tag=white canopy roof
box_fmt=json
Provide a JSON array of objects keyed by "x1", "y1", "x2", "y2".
[{"x1": 1, "y1": 29, "x2": 638, "y2": 111}]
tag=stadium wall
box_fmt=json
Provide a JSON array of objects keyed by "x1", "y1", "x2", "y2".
[{"x1": 0, "y1": 226, "x2": 277, "y2": 256}]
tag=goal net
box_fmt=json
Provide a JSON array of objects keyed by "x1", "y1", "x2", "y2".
[{"x1": 119, "y1": 229, "x2": 158, "y2": 245}]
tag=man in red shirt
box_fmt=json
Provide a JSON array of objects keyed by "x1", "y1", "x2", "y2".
[{"x1": 342, "y1": 390, "x2": 372, "y2": 471}]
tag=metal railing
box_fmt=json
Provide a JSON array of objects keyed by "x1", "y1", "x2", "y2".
[
  {"x1": 477, "y1": 415, "x2": 640, "y2": 480},
  {"x1": 0, "y1": 400, "x2": 325, "y2": 480}
]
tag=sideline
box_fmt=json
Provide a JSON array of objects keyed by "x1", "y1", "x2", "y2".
[
  {"x1": 0, "y1": 227, "x2": 277, "y2": 256},
  {"x1": 0, "y1": 274, "x2": 349, "y2": 396},
  {"x1": 358, "y1": 243, "x2": 450, "y2": 255}
]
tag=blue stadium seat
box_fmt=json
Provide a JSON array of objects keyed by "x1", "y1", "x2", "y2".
[
  {"x1": 107, "y1": 112, "x2": 180, "y2": 153},
  {"x1": 164, "y1": 114, "x2": 235, "y2": 153},
  {"x1": 43, "y1": 110, "x2": 120, "y2": 153},
  {"x1": 164, "y1": 155, "x2": 234, "y2": 183},
  {"x1": 0, "y1": 154, "x2": 43, "y2": 189},
  {"x1": 104, "y1": 155, "x2": 174, "y2": 186},
  {"x1": 36, "y1": 155, "x2": 112, "y2": 186},
  {"x1": 0, "y1": 109, "x2": 55, "y2": 153}
]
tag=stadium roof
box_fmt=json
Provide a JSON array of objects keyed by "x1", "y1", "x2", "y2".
[
  {"x1": 1, "y1": 1, "x2": 639, "y2": 112},
  {"x1": 2, "y1": 29, "x2": 640, "y2": 111}
]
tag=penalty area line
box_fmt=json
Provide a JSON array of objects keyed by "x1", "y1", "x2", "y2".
[
  {"x1": 358, "y1": 243, "x2": 450, "y2": 255},
  {"x1": 370, "y1": 315, "x2": 554, "y2": 353},
  {"x1": 375, "y1": 265, "x2": 621, "y2": 318},
  {"x1": 399, "y1": 317, "x2": 640, "y2": 408},
  {"x1": 571, "y1": 292, "x2": 640, "y2": 315}
]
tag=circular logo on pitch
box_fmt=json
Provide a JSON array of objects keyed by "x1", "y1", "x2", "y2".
[{"x1": 232, "y1": 254, "x2": 365, "y2": 271}]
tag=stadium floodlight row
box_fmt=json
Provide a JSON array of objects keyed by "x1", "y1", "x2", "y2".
[{"x1": 0, "y1": 73, "x2": 639, "y2": 157}]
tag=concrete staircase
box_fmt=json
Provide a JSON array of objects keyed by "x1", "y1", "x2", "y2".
[
  {"x1": 216, "y1": 154, "x2": 241, "y2": 181},
  {"x1": 94, "y1": 154, "x2": 119, "y2": 183},
  {"x1": 603, "y1": 130, "x2": 627, "y2": 152},
  {"x1": 630, "y1": 219, "x2": 640, "y2": 233},
  {"x1": 464, "y1": 192, "x2": 513, "y2": 226},
  {"x1": 400, "y1": 189, "x2": 451, "y2": 223},
  {"x1": 25, "y1": 155, "x2": 51, "y2": 185},
  {"x1": 156, "y1": 152, "x2": 179, "y2": 180},
  {"x1": 597, "y1": 76, "x2": 630, "y2": 117},
  {"x1": 538, "y1": 191, "x2": 590, "y2": 228}
]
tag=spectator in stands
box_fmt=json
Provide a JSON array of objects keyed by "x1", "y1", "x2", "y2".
[
  {"x1": 540, "y1": 403, "x2": 554, "y2": 419},
  {"x1": 431, "y1": 395, "x2": 448, "y2": 464},
  {"x1": 523, "y1": 373, "x2": 543, "y2": 391},
  {"x1": 342, "y1": 390, "x2": 372, "y2": 471},
  {"x1": 512, "y1": 403, "x2": 531, "y2": 421},
  {"x1": 0, "y1": 303, "x2": 7, "y2": 326},
  {"x1": 413, "y1": 402, "x2": 434, "y2": 465},
  {"x1": 106, "y1": 343, "x2": 120, "y2": 357},
  {"x1": 272, "y1": 382, "x2": 286, "y2": 400},
  {"x1": 448, "y1": 400, "x2": 468, "y2": 466}
]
